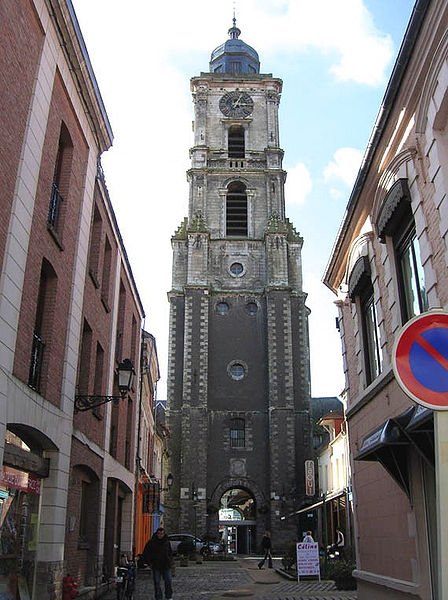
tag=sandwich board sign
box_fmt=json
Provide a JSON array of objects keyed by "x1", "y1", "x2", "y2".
[
  {"x1": 296, "y1": 542, "x2": 320, "y2": 581},
  {"x1": 393, "y1": 310, "x2": 448, "y2": 410}
]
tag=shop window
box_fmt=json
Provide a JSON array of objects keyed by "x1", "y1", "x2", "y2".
[
  {"x1": 228, "y1": 125, "x2": 245, "y2": 158},
  {"x1": 226, "y1": 181, "x2": 247, "y2": 237},
  {"x1": 230, "y1": 418, "x2": 245, "y2": 448},
  {"x1": 48, "y1": 122, "x2": 73, "y2": 243}
]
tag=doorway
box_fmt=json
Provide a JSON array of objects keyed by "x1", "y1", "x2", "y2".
[{"x1": 218, "y1": 488, "x2": 256, "y2": 554}]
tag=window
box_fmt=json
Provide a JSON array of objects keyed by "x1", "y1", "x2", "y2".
[
  {"x1": 230, "y1": 61, "x2": 242, "y2": 73},
  {"x1": 77, "y1": 319, "x2": 93, "y2": 396},
  {"x1": 79, "y1": 480, "x2": 89, "y2": 541},
  {"x1": 348, "y1": 256, "x2": 382, "y2": 386},
  {"x1": 228, "y1": 361, "x2": 246, "y2": 381},
  {"x1": 28, "y1": 260, "x2": 57, "y2": 392},
  {"x1": 230, "y1": 419, "x2": 245, "y2": 448},
  {"x1": 88, "y1": 205, "x2": 102, "y2": 286},
  {"x1": 226, "y1": 182, "x2": 247, "y2": 236},
  {"x1": 246, "y1": 302, "x2": 258, "y2": 316},
  {"x1": 48, "y1": 123, "x2": 72, "y2": 239},
  {"x1": 395, "y1": 225, "x2": 428, "y2": 322},
  {"x1": 229, "y1": 262, "x2": 244, "y2": 277},
  {"x1": 376, "y1": 178, "x2": 428, "y2": 323},
  {"x1": 228, "y1": 125, "x2": 245, "y2": 158},
  {"x1": 101, "y1": 236, "x2": 112, "y2": 310},
  {"x1": 360, "y1": 284, "x2": 382, "y2": 385},
  {"x1": 216, "y1": 302, "x2": 230, "y2": 315}
]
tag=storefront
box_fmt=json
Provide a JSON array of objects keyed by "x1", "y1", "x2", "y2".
[{"x1": 0, "y1": 466, "x2": 42, "y2": 599}]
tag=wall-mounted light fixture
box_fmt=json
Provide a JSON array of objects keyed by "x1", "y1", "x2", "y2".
[
  {"x1": 161, "y1": 473, "x2": 174, "y2": 492},
  {"x1": 75, "y1": 358, "x2": 135, "y2": 412}
]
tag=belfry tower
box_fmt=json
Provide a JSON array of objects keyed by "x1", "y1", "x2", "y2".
[{"x1": 166, "y1": 20, "x2": 312, "y2": 552}]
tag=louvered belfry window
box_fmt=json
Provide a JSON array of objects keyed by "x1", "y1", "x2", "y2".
[{"x1": 226, "y1": 181, "x2": 247, "y2": 236}]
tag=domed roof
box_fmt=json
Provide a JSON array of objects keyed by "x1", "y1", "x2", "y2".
[{"x1": 209, "y1": 18, "x2": 260, "y2": 75}]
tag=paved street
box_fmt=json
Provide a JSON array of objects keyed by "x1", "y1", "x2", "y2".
[{"x1": 101, "y1": 557, "x2": 357, "y2": 600}]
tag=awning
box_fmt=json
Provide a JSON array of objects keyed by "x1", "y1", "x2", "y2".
[
  {"x1": 282, "y1": 490, "x2": 346, "y2": 519},
  {"x1": 355, "y1": 418, "x2": 410, "y2": 498},
  {"x1": 402, "y1": 405, "x2": 434, "y2": 467},
  {"x1": 355, "y1": 404, "x2": 435, "y2": 497}
]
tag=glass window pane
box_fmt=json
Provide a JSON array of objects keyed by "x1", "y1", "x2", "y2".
[{"x1": 361, "y1": 290, "x2": 382, "y2": 385}]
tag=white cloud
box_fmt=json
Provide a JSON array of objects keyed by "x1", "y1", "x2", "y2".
[
  {"x1": 324, "y1": 147, "x2": 363, "y2": 188},
  {"x1": 304, "y1": 273, "x2": 345, "y2": 397},
  {"x1": 71, "y1": 0, "x2": 399, "y2": 399},
  {"x1": 285, "y1": 162, "x2": 313, "y2": 206}
]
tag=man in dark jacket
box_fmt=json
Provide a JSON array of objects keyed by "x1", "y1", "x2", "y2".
[
  {"x1": 258, "y1": 530, "x2": 273, "y2": 569},
  {"x1": 142, "y1": 527, "x2": 173, "y2": 600}
]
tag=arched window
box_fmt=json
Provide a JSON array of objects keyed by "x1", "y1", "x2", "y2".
[
  {"x1": 28, "y1": 259, "x2": 57, "y2": 392},
  {"x1": 48, "y1": 122, "x2": 73, "y2": 238},
  {"x1": 230, "y1": 419, "x2": 245, "y2": 448},
  {"x1": 228, "y1": 125, "x2": 245, "y2": 158},
  {"x1": 226, "y1": 182, "x2": 247, "y2": 237}
]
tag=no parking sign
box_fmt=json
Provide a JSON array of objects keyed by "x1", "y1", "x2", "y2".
[{"x1": 393, "y1": 311, "x2": 448, "y2": 410}]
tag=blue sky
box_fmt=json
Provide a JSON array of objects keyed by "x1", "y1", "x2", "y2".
[{"x1": 72, "y1": 0, "x2": 415, "y2": 400}]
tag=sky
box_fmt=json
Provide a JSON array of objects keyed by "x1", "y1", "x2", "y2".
[{"x1": 72, "y1": 0, "x2": 416, "y2": 401}]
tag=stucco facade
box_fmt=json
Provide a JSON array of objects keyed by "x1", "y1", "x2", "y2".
[{"x1": 324, "y1": 1, "x2": 448, "y2": 598}]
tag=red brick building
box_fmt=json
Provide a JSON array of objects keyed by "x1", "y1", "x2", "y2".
[{"x1": 0, "y1": 1, "x2": 150, "y2": 598}]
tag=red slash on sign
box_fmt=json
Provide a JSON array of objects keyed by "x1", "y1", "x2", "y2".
[{"x1": 393, "y1": 311, "x2": 448, "y2": 410}]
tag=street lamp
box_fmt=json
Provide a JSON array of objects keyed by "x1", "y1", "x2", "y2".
[
  {"x1": 75, "y1": 358, "x2": 135, "y2": 412},
  {"x1": 161, "y1": 473, "x2": 174, "y2": 492}
]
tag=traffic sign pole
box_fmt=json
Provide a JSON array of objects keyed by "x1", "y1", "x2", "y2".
[{"x1": 435, "y1": 412, "x2": 448, "y2": 600}]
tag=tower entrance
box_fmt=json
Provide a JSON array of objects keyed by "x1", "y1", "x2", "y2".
[{"x1": 218, "y1": 488, "x2": 256, "y2": 554}]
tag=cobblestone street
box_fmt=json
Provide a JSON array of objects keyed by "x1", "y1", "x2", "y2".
[{"x1": 101, "y1": 558, "x2": 357, "y2": 600}]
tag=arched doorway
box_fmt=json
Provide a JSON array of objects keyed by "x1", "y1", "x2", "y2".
[{"x1": 219, "y1": 488, "x2": 256, "y2": 554}]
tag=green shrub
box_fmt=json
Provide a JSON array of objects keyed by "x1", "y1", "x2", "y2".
[{"x1": 324, "y1": 560, "x2": 357, "y2": 590}]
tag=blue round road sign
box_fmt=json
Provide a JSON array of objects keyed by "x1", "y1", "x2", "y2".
[{"x1": 393, "y1": 311, "x2": 448, "y2": 410}]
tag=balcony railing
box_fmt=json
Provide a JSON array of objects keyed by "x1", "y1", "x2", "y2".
[
  {"x1": 48, "y1": 183, "x2": 63, "y2": 230},
  {"x1": 28, "y1": 332, "x2": 45, "y2": 391}
]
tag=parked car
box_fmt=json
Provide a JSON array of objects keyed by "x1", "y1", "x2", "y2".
[{"x1": 168, "y1": 533, "x2": 224, "y2": 556}]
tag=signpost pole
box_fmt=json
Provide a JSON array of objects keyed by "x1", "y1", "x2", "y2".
[{"x1": 435, "y1": 412, "x2": 448, "y2": 600}]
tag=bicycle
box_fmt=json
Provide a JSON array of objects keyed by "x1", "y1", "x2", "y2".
[{"x1": 116, "y1": 561, "x2": 136, "y2": 600}]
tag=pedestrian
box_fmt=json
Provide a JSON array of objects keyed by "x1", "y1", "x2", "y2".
[
  {"x1": 258, "y1": 530, "x2": 273, "y2": 569},
  {"x1": 142, "y1": 526, "x2": 174, "y2": 600},
  {"x1": 302, "y1": 530, "x2": 314, "y2": 543}
]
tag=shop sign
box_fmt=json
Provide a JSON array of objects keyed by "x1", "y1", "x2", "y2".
[
  {"x1": 305, "y1": 460, "x2": 315, "y2": 496},
  {"x1": 0, "y1": 466, "x2": 41, "y2": 494},
  {"x1": 296, "y1": 542, "x2": 320, "y2": 580}
]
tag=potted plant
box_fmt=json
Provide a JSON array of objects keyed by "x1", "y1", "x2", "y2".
[{"x1": 331, "y1": 560, "x2": 357, "y2": 590}]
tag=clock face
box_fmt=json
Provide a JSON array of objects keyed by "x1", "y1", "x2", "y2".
[{"x1": 219, "y1": 91, "x2": 254, "y2": 118}]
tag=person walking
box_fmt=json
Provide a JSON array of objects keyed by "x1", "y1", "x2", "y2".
[
  {"x1": 142, "y1": 526, "x2": 174, "y2": 600},
  {"x1": 258, "y1": 530, "x2": 273, "y2": 569}
]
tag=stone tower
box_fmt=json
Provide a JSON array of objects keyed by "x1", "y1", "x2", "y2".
[{"x1": 165, "y1": 19, "x2": 312, "y2": 552}]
